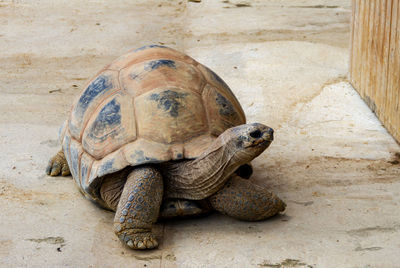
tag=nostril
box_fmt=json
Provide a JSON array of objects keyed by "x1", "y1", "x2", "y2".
[
  {"x1": 249, "y1": 129, "x2": 262, "y2": 138},
  {"x1": 267, "y1": 128, "x2": 274, "y2": 139}
]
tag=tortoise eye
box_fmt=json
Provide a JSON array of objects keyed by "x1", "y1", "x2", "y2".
[{"x1": 250, "y1": 130, "x2": 262, "y2": 138}]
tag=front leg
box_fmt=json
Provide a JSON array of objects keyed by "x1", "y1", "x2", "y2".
[
  {"x1": 113, "y1": 166, "x2": 163, "y2": 250},
  {"x1": 46, "y1": 150, "x2": 71, "y2": 176}
]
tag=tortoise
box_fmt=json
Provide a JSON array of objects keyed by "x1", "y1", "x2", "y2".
[{"x1": 46, "y1": 45, "x2": 286, "y2": 250}]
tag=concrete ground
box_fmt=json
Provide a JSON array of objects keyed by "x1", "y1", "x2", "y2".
[{"x1": 1, "y1": 0, "x2": 399, "y2": 267}]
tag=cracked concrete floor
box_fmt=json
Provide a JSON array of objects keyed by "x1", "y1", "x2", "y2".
[{"x1": 1, "y1": 0, "x2": 400, "y2": 267}]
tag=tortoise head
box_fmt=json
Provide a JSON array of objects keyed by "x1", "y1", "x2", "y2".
[{"x1": 222, "y1": 123, "x2": 274, "y2": 163}]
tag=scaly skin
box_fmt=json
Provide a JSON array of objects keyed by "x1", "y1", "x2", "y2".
[
  {"x1": 112, "y1": 166, "x2": 163, "y2": 250},
  {"x1": 158, "y1": 164, "x2": 253, "y2": 220},
  {"x1": 46, "y1": 123, "x2": 286, "y2": 250},
  {"x1": 46, "y1": 150, "x2": 70, "y2": 176},
  {"x1": 209, "y1": 175, "x2": 286, "y2": 221},
  {"x1": 100, "y1": 168, "x2": 131, "y2": 211}
]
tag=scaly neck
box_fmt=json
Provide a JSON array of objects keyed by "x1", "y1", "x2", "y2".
[{"x1": 160, "y1": 135, "x2": 246, "y2": 199}]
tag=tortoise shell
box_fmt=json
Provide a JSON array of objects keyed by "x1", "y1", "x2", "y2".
[{"x1": 59, "y1": 45, "x2": 246, "y2": 200}]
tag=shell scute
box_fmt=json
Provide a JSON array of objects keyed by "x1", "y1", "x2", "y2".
[
  {"x1": 120, "y1": 59, "x2": 205, "y2": 97},
  {"x1": 198, "y1": 65, "x2": 236, "y2": 96},
  {"x1": 198, "y1": 65, "x2": 245, "y2": 116},
  {"x1": 69, "y1": 70, "x2": 120, "y2": 140},
  {"x1": 89, "y1": 98, "x2": 121, "y2": 138},
  {"x1": 82, "y1": 92, "x2": 136, "y2": 159},
  {"x1": 68, "y1": 138, "x2": 83, "y2": 187},
  {"x1": 144, "y1": 59, "x2": 176, "y2": 70},
  {"x1": 133, "y1": 44, "x2": 167, "y2": 52},
  {"x1": 203, "y1": 84, "x2": 245, "y2": 136},
  {"x1": 135, "y1": 88, "x2": 208, "y2": 144},
  {"x1": 149, "y1": 89, "x2": 189, "y2": 118},
  {"x1": 80, "y1": 153, "x2": 94, "y2": 194},
  {"x1": 107, "y1": 45, "x2": 195, "y2": 71}
]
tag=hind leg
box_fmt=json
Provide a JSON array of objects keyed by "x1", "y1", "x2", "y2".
[
  {"x1": 208, "y1": 175, "x2": 286, "y2": 221},
  {"x1": 46, "y1": 150, "x2": 70, "y2": 176},
  {"x1": 111, "y1": 166, "x2": 163, "y2": 250}
]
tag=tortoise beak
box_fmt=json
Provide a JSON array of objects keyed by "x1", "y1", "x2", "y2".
[
  {"x1": 264, "y1": 127, "x2": 274, "y2": 141},
  {"x1": 249, "y1": 127, "x2": 274, "y2": 147}
]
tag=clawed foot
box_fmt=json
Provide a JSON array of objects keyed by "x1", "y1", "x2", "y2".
[
  {"x1": 46, "y1": 150, "x2": 70, "y2": 176},
  {"x1": 114, "y1": 226, "x2": 158, "y2": 250}
]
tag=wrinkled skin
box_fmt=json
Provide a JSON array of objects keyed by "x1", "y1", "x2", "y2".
[{"x1": 47, "y1": 123, "x2": 286, "y2": 250}]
